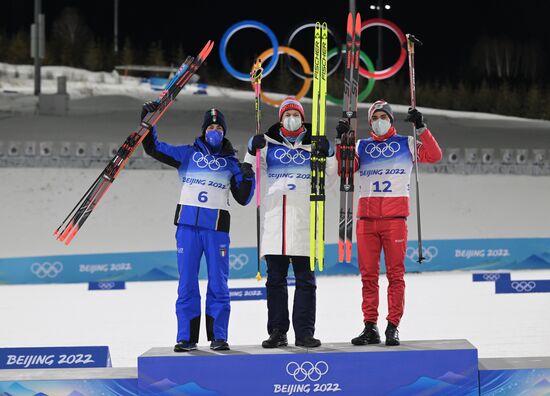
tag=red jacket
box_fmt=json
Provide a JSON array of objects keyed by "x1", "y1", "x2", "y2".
[{"x1": 337, "y1": 127, "x2": 442, "y2": 218}]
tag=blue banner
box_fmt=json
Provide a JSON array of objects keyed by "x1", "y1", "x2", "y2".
[
  {"x1": 229, "y1": 287, "x2": 266, "y2": 301},
  {"x1": 1, "y1": 238, "x2": 550, "y2": 284},
  {"x1": 472, "y1": 272, "x2": 550, "y2": 293},
  {"x1": 89, "y1": 281, "x2": 126, "y2": 290},
  {"x1": 0, "y1": 346, "x2": 111, "y2": 370}
]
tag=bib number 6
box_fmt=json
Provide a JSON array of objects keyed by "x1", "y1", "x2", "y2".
[
  {"x1": 373, "y1": 181, "x2": 392, "y2": 193},
  {"x1": 198, "y1": 191, "x2": 208, "y2": 203}
]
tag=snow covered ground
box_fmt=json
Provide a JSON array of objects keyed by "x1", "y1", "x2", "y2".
[
  {"x1": 1, "y1": 63, "x2": 549, "y2": 370},
  {"x1": 1, "y1": 270, "x2": 549, "y2": 368}
]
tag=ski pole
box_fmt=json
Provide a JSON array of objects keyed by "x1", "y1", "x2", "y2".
[
  {"x1": 251, "y1": 58, "x2": 263, "y2": 280},
  {"x1": 406, "y1": 33, "x2": 425, "y2": 264}
]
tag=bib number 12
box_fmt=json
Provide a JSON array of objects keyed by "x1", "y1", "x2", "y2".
[{"x1": 373, "y1": 181, "x2": 392, "y2": 193}]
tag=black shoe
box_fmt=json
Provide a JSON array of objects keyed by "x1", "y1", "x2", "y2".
[
  {"x1": 210, "y1": 340, "x2": 230, "y2": 351},
  {"x1": 385, "y1": 322, "x2": 400, "y2": 346},
  {"x1": 210, "y1": 340, "x2": 229, "y2": 351},
  {"x1": 351, "y1": 322, "x2": 381, "y2": 345},
  {"x1": 174, "y1": 340, "x2": 197, "y2": 352},
  {"x1": 295, "y1": 336, "x2": 321, "y2": 348},
  {"x1": 262, "y1": 329, "x2": 288, "y2": 348}
]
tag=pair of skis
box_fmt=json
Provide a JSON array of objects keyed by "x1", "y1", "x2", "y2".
[
  {"x1": 250, "y1": 59, "x2": 263, "y2": 280},
  {"x1": 338, "y1": 12, "x2": 361, "y2": 264},
  {"x1": 54, "y1": 40, "x2": 214, "y2": 245},
  {"x1": 310, "y1": 22, "x2": 328, "y2": 272}
]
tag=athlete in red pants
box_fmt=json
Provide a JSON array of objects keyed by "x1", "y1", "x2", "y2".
[{"x1": 337, "y1": 100, "x2": 442, "y2": 345}]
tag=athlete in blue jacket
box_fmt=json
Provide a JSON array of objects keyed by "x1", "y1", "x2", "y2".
[{"x1": 141, "y1": 103, "x2": 255, "y2": 352}]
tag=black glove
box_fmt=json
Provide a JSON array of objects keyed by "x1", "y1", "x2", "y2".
[
  {"x1": 141, "y1": 100, "x2": 160, "y2": 120},
  {"x1": 336, "y1": 118, "x2": 351, "y2": 139},
  {"x1": 318, "y1": 136, "x2": 331, "y2": 157},
  {"x1": 250, "y1": 134, "x2": 266, "y2": 151},
  {"x1": 240, "y1": 162, "x2": 254, "y2": 179},
  {"x1": 405, "y1": 108, "x2": 425, "y2": 129}
]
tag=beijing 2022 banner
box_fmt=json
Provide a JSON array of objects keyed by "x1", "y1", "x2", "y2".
[{"x1": 0, "y1": 238, "x2": 550, "y2": 285}]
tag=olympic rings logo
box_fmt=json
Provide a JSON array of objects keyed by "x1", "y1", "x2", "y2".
[
  {"x1": 192, "y1": 152, "x2": 227, "y2": 171},
  {"x1": 286, "y1": 361, "x2": 329, "y2": 382},
  {"x1": 511, "y1": 281, "x2": 536, "y2": 292},
  {"x1": 406, "y1": 246, "x2": 438, "y2": 263},
  {"x1": 273, "y1": 148, "x2": 311, "y2": 165},
  {"x1": 97, "y1": 282, "x2": 116, "y2": 290},
  {"x1": 365, "y1": 142, "x2": 400, "y2": 159},
  {"x1": 219, "y1": 19, "x2": 406, "y2": 106},
  {"x1": 229, "y1": 254, "x2": 249, "y2": 270},
  {"x1": 30, "y1": 261, "x2": 63, "y2": 278},
  {"x1": 482, "y1": 273, "x2": 501, "y2": 281}
]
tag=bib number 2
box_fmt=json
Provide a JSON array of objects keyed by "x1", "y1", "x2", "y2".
[{"x1": 373, "y1": 181, "x2": 392, "y2": 193}]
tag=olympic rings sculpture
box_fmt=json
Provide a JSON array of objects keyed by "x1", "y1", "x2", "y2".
[{"x1": 219, "y1": 19, "x2": 406, "y2": 106}]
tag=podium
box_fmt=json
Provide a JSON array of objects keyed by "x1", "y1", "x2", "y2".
[{"x1": 138, "y1": 340, "x2": 479, "y2": 395}]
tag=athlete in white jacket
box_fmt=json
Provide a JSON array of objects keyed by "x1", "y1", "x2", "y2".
[{"x1": 245, "y1": 97, "x2": 337, "y2": 348}]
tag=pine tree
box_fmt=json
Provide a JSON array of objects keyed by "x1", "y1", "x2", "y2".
[
  {"x1": 84, "y1": 38, "x2": 102, "y2": 71},
  {"x1": 147, "y1": 41, "x2": 165, "y2": 66},
  {"x1": 7, "y1": 30, "x2": 30, "y2": 64}
]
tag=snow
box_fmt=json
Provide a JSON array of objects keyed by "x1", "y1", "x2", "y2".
[
  {"x1": 2, "y1": 62, "x2": 549, "y2": 124},
  {"x1": 1, "y1": 63, "x2": 550, "y2": 369},
  {"x1": 0, "y1": 270, "x2": 549, "y2": 367}
]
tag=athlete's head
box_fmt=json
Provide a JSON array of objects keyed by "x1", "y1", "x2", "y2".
[
  {"x1": 202, "y1": 108, "x2": 226, "y2": 152},
  {"x1": 368, "y1": 100, "x2": 394, "y2": 137},
  {"x1": 279, "y1": 96, "x2": 305, "y2": 132}
]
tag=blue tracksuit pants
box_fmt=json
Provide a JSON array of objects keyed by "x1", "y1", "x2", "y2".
[{"x1": 175, "y1": 224, "x2": 230, "y2": 343}]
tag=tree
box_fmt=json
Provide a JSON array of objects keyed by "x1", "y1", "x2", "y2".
[
  {"x1": 120, "y1": 38, "x2": 135, "y2": 65},
  {"x1": 146, "y1": 41, "x2": 165, "y2": 66},
  {"x1": 84, "y1": 38, "x2": 103, "y2": 71},
  {"x1": 52, "y1": 7, "x2": 91, "y2": 66},
  {"x1": 7, "y1": 30, "x2": 30, "y2": 64}
]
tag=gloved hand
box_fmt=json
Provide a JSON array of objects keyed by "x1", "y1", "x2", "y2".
[
  {"x1": 250, "y1": 134, "x2": 266, "y2": 151},
  {"x1": 318, "y1": 136, "x2": 331, "y2": 157},
  {"x1": 141, "y1": 100, "x2": 160, "y2": 120},
  {"x1": 336, "y1": 118, "x2": 351, "y2": 139},
  {"x1": 405, "y1": 108, "x2": 426, "y2": 130},
  {"x1": 240, "y1": 162, "x2": 254, "y2": 179}
]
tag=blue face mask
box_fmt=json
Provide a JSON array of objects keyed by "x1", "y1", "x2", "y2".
[{"x1": 205, "y1": 129, "x2": 224, "y2": 152}]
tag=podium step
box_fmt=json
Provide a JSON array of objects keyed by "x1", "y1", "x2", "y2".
[
  {"x1": 138, "y1": 339, "x2": 479, "y2": 395},
  {"x1": 0, "y1": 367, "x2": 137, "y2": 395}
]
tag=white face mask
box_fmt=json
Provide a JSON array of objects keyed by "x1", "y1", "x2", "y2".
[
  {"x1": 283, "y1": 115, "x2": 302, "y2": 132},
  {"x1": 372, "y1": 119, "x2": 391, "y2": 136}
]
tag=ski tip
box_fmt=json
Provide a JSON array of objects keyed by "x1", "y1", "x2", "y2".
[{"x1": 256, "y1": 272, "x2": 261, "y2": 281}]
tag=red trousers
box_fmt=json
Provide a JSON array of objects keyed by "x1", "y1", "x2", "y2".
[{"x1": 356, "y1": 218, "x2": 407, "y2": 326}]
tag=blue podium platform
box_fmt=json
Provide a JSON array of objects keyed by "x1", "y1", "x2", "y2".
[
  {"x1": 138, "y1": 340, "x2": 479, "y2": 395},
  {"x1": 479, "y1": 356, "x2": 550, "y2": 395},
  {"x1": 0, "y1": 367, "x2": 137, "y2": 395}
]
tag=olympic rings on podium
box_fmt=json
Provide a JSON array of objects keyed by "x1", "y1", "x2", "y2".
[
  {"x1": 359, "y1": 18, "x2": 406, "y2": 80},
  {"x1": 253, "y1": 46, "x2": 312, "y2": 106},
  {"x1": 325, "y1": 45, "x2": 376, "y2": 106}
]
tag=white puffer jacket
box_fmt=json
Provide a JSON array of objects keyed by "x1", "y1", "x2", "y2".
[{"x1": 244, "y1": 123, "x2": 337, "y2": 258}]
